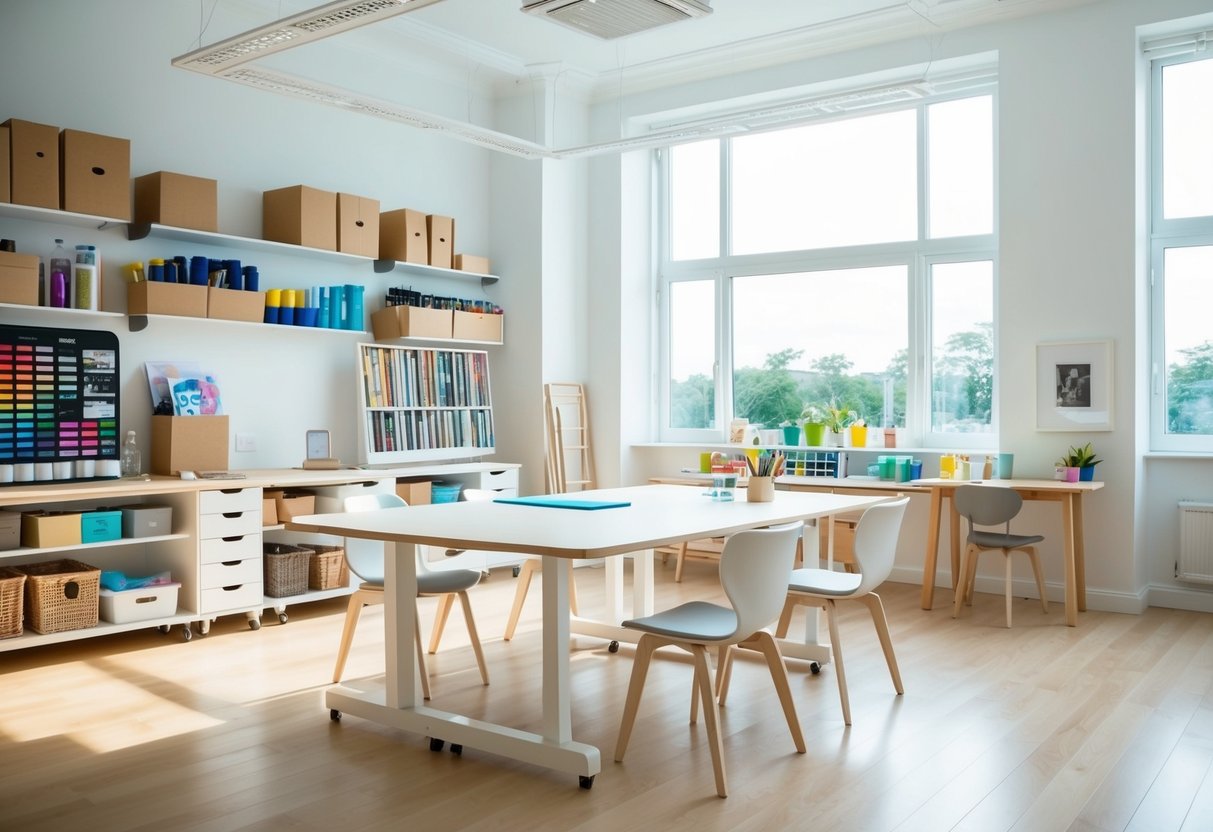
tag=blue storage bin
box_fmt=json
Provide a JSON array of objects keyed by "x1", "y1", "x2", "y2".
[
  {"x1": 431, "y1": 482, "x2": 462, "y2": 504},
  {"x1": 81, "y1": 510, "x2": 123, "y2": 544}
]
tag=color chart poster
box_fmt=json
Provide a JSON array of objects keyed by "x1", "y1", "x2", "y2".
[{"x1": 0, "y1": 324, "x2": 120, "y2": 481}]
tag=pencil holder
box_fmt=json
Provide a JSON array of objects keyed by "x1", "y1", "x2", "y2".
[{"x1": 746, "y1": 476, "x2": 775, "y2": 502}]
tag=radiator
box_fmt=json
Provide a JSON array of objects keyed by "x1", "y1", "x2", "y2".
[{"x1": 1178, "y1": 501, "x2": 1213, "y2": 584}]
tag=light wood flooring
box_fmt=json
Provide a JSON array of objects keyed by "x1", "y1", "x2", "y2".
[{"x1": 2, "y1": 559, "x2": 1213, "y2": 832}]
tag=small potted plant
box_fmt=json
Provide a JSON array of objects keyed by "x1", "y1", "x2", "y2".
[
  {"x1": 778, "y1": 419, "x2": 802, "y2": 446},
  {"x1": 848, "y1": 414, "x2": 868, "y2": 448},
  {"x1": 1057, "y1": 441, "x2": 1103, "y2": 481},
  {"x1": 823, "y1": 403, "x2": 856, "y2": 446},
  {"x1": 801, "y1": 404, "x2": 827, "y2": 447}
]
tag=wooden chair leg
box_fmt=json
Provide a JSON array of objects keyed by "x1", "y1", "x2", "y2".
[
  {"x1": 952, "y1": 549, "x2": 975, "y2": 619},
  {"x1": 1004, "y1": 551, "x2": 1014, "y2": 628},
  {"x1": 332, "y1": 590, "x2": 367, "y2": 683},
  {"x1": 457, "y1": 590, "x2": 490, "y2": 686},
  {"x1": 691, "y1": 643, "x2": 728, "y2": 798},
  {"x1": 715, "y1": 645, "x2": 734, "y2": 705},
  {"x1": 824, "y1": 599, "x2": 851, "y2": 726},
  {"x1": 1024, "y1": 546, "x2": 1049, "y2": 614},
  {"x1": 429, "y1": 593, "x2": 456, "y2": 654},
  {"x1": 859, "y1": 592, "x2": 903, "y2": 694},
  {"x1": 414, "y1": 605, "x2": 431, "y2": 701},
  {"x1": 747, "y1": 630, "x2": 806, "y2": 753},
  {"x1": 503, "y1": 558, "x2": 538, "y2": 641},
  {"x1": 615, "y1": 634, "x2": 660, "y2": 762},
  {"x1": 775, "y1": 595, "x2": 797, "y2": 639},
  {"x1": 674, "y1": 542, "x2": 688, "y2": 583}
]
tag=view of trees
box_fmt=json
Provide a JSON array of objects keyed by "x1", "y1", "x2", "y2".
[{"x1": 1168, "y1": 341, "x2": 1213, "y2": 434}]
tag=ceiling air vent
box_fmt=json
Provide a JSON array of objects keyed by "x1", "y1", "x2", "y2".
[{"x1": 522, "y1": 0, "x2": 712, "y2": 40}]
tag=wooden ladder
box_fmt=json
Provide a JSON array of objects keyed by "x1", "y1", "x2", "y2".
[{"x1": 544, "y1": 383, "x2": 595, "y2": 493}]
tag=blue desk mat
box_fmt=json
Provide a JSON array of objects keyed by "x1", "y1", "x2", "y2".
[{"x1": 493, "y1": 496, "x2": 631, "y2": 510}]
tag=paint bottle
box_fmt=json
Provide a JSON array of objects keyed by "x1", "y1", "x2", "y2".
[{"x1": 49, "y1": 238, "x2": 72, "y2": 307}]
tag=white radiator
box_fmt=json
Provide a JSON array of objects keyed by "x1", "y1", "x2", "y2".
[{"x1": 1178, "y1": 501, "x2": 1213, "y2": 584}]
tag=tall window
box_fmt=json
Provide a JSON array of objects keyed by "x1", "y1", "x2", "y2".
[
  {"x1": 1150, "y1": 47, "x2": 1213, "y2": 450},
  {"x1": 661, "y1": 86, "x2": 996, "y2": 447}
]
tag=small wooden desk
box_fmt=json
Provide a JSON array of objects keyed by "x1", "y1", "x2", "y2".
[{"x1": 911, "y1": 477, "x2": 1104, "y2": 626}]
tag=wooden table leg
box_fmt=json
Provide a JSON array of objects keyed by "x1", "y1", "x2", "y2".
[
  {"x1": 949, "y1": 497, "x2": 961, "y2": 590},
  {"x1": 1061, "y1": 495, "x2": 1078, "y2": 627},
  {"x1": 921, "y1": 487, "x2": 942, "y2": 610},
  {"x1": 1074, "y1": 493, "x2": 1087, "y2": 612}
]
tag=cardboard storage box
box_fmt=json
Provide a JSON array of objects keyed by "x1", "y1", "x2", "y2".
[
  {"x1": 452, "y1": 310, "x2": 503, "y2": 343},
  {"x1": 99, "y1": 582, "x2": 180, "y2": 624},
  {"x1": 208, "y1": 287, "x2": 265, "y2": 323},
  {"x1": 0, "y1": 509, "x2": 20, "y2": 550},
  {"x1": 0, "y1": 124, "x2": 9, "y2": 202},
  {"x1": 263, "y1": 185, "x2": 336, "y2": 250},
  {"x1": 151, "y1": 415, "x2": 229, "y2": 475},
  {"x1": 4, "y1": 118, "x2": 59, "y2": 209},
  {"x1": 274, "y1": 491, "x2": 316, "y2": 522},
  {"x1": 133, "y1": 171, "x2": 217, "y2": 231},
  {"x1": 371, "y1": 305, "x2": 452, "y2": 340},
  {"x1": 119, "y1": 505, "x2": 173, "y2": 538},
  {"x1": 59, "y1": 129, "x2": 130, "y2": 220},
  {"x1": 379, "y1": 208, "x2": 428, "y2": 264},
  {"x1": 337, "y1": 193, "x2": 380, "y2": 258},
  {"x1": 81, "y1": 510, "x2": 122, "y2": 544},
  {"x1": 426, "y1": 214, "x2": 455, "y2": 268},
  {"x1": 262, "y1": 494, "x2": 279, "y2": 526},
  {"x1": 0, "y1": 251, "x2": 40, "y2": 306},
  {"x1": 127, "y1": 281, "x2": 208, "y2": 318},
  {"x1": 396, "y1": 478, "x2": 432, "y2": 506},
  {"x1": 453, "y1": 254, "x2": 490, "y2": 275},
  {"x1": 21, "y1": 511, "x2": 83, "y2": 548}
]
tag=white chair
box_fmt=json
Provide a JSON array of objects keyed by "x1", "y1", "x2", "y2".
[
  {"x1": 951, "y1": 485, "x2": 1048, "y2": 628},
  {"x1": 614, "y1": 521, "x2": 806, "y2": 799},
  {"x1": 332, "y1": 493, "x2": 489, "y2": 697},
  {"x1": 757, "y1": 498, "x2": 910, "y2": 726}
]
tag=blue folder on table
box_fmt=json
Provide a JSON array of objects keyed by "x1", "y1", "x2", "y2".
[{"x1": 493, "y1": 496, "x2": 631, "y2": 510}]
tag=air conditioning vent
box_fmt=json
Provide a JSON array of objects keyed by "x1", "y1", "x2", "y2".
[{"x1": 522, "y1": 0, "x2": 712, "y2": 40}]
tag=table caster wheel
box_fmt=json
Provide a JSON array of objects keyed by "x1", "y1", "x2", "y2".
[
  {"x1": 181, "y1": 625, "x2": 192, "y2": 642},
  {"x1": 158, "y1": 624, "x2": 170, "y2": 634},
  {"x1": 278, "y1": 612, "x2": 289, "y2": 625},
  {"x1": 429, "y1": 738, "x2": 445, "y2": 752},
  {"x1": 450, "y1": 744, "x2": 462, "y2": 755},
  {"x1": 608, "y1": 641, "x2": 620, "y2": 653},
  {"x1": 330, "y1": 709, "x2": 342, "y2": 722},
  {"x1": 579, "y1": 775, "x2": 595, "y2": 790},
  {"x1": 249, "y1": 618, "x2": 261, "y2": 631},
  {"x1": 810, "y1": 661, "x2": 821, "y2": 675}
]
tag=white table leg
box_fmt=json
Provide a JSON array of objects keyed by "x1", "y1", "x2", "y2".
[
  {"x1": 385, "y1": 539, "x2": 419, "y2": 709},
  {"x1": 633, "y1": 548, "x2": 654, "y2": 618},
  {"x1": 542, "y1": 555, "x2": 572, "y2": 743},
  {"x1": 779, "y1": 521, "x2": 831, "y2": 665},
  {"x1": 604, "y1": 554, "x2": 625, "y2": 623}
]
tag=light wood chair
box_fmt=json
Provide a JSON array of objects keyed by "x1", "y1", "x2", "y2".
[
  {"x1": 614, "y1": 521, "x2": 806, "y2": 798},
  {"x1": 332, "y1": 493, "x2": 489, "y2": 696},
  {"x1": 951, "y1": 485, "x2": 1048, "y2": 628}
]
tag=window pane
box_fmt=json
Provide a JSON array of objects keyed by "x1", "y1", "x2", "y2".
[
  {"x1": 931, "y1": 261, "x2": 994, "y2": 434},
  {"x1": 669, "y1": 140, "x2": 720, "y2": 260},
  {"x1": 929, "y1": 96, "x2": 993, "y2": 237},
  {"x1": 1162, "y1": 59, "x2": 1213, "y2": 219},
  {"x1": 731, "y1": 111, "x2": 917, "y2": 254},
  {"x1": 1164, "y1": 246, "x2": 1213, "y2": 434},
  {"x1": 669, "y1": 280, "x2": 716, "y2": 429},
  {"x1": 732, "y1": 267, "x2": 907, "y2": 430}
]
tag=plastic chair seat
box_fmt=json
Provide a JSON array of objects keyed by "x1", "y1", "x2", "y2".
[
  {"x1": 787, "y1": 567, "x2": 862, "y2": 597},
  {"x1": 623, "y1": 601, "x2": 738, "y2": 642}
]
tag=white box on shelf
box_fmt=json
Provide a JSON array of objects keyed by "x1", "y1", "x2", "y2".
[{"x1": 99, "y1": 583, "x2": 181, "y2": 624}]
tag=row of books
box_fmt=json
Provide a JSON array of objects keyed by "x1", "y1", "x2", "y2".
[
  {"x1": 360, "y1": 345, "x2": 490, "y2": 409},
  {"x1": 366, "y1": 408, "x2": 494, "y2": 453}
]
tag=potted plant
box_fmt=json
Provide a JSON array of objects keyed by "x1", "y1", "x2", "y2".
[
  {"x1": 1057, "y1": 441, "x2": 1103, "y2": 481},
  {"x1": 823, "y1": 403, "x2": 856, "y2": 446},
  {"x1": 778, "y1": 419, "x2": 802, "y2": 446},
  {"x1": 801, "y1": 404, "x2": 827, "y2": 447},
  {"x1": 848, "y1": 414, "x2": 868, "y2": 448}
]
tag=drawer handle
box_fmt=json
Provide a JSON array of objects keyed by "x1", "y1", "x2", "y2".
[
  {"x1": 222, "y1": 511, "x2": 244, "y2": 519},
  {"x1": 221, "y1": 560, "x2": 242, "y2": 566},
  {"x1": 221, "y1": 585, "x2": 244, "y2": 592},
  {"x1": 219, "y1": 488, "x2": 245, "y2": 494},
  {"x1": 221, "y1": 535, "x2": 246, "y2": 542}
]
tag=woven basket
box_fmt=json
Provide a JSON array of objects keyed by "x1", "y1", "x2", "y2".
[
  {"x1": 263, "y1": 543, "x2": 310, "y2": 597},
  {"x1": 0, "y1": 567, "x2": 26, "y2": 639},
  {"x1": 300, "y1": 544, "x2": 349, "y2": 591},
  {"x1": 18, "y1": 559, "x2": 100, "y2": 634}
]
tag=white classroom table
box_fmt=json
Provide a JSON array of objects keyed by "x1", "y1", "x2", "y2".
[{"x1": 287, "y1": 483, "x2": 887, "y2": 788}]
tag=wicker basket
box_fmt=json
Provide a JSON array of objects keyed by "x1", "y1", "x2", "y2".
[
  {"x1": 0, "y1": 567, "x2": 26, "y2": 639},
  {"x1": 300, "y1": 544, "x2": 349, "y2": 591},
  {"x1": 18, "y1": 559, "x2": 100, "y2": 634},
  {"x1": 263, "y1": 543, "x2": 310, "y2": 597}
]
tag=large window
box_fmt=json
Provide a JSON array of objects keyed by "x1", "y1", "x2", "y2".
[
  {"x1": 661, "y1": 87, "x2": 996, "y2": 447},
  {"x1": 1150, "y1": 48, "x2": 1213, "y2": 450}
]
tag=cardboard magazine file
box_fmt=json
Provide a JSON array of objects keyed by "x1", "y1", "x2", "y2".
[
  {"x1": 151, "y1": 415, "x2": 229, "y2": 475},
  {"x1": 207, "y1": 287, "x2": 266, "y2": 323},
  {"x1": 4, "y1": 118, "x2": 59, "y2": 209},
  {"x1": 133, "y1": 171, "x2": 218, "y2": 232},
  {"x1": 426, "y1": 214, "x2": 454, "y2": 268},
  {"x1": 127, "y1": 281, "x2": 208, "y2": 318},
  {"x1": 0, "y1": 124, "x2": 9, "y2": 202},
  {"x1": 371, "y1": 305, "x2": 452, "y2": 340},
  {"x1": 452, "y1": 309, "x2": 503, "y2": 343},
  {"x1": 0, "y1": 251, "x2": 39, "y2": 305},
  {"x1": 59, "y1": 128, "x2": 131, "y2": 220},
  {"x1": 263, "y1": 185, "x2": 337, "y2": 251},
  {"x1": 337, "y1": 193, "x2": 380, "y2": 258},
  {"x1": 379, "y1": 208, "x2": 428, "y2": 264}
]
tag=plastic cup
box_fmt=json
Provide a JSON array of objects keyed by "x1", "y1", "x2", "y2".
[{"x1": 997, "y1": 452, "x2": 1014, "y2": 479}]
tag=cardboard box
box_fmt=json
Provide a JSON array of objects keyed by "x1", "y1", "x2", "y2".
[
  {"x1": 99, "y1": 582, "x2": 180, "y2": 624},
  {"x1": 263, "y1": 185, "x2": 336, "y2": 250},
  {"x1": 151, "y1": 415, "x2": 229, "y2": 476},
  {"x1": 262, "y1": 495, "x2": 279, "y2": 526},
  {"x1": 426, "y1": 214, "x2": 455, "y2": 268},
  {"x1": 274, "y1": 491, "x2": 316, "y2": 522},
  {"x1": 0, "y1": 251, "x2": 40, "y2": 306},
  {"x1": 119, "y1": 505, "x2": 173, "y2": 538},
  {"x1": 337, "y1": 192, "x2": 380, "y2": 258},
  {"x1": 59, "y1": 129, "x2": 130, "y2": 220},
  {"x1": 453, "y1": 254, "x2": 490, "y2": 275},
  {"x1": 396, "y1": 478, "x2": 432, "y2": 506},
  {"x1": 127, "y1": 281, "x2": 208, "y2": 318},
  {"x1": 0, "y1": 124, "x2": 9, "y2": 203},
  {"x1": 207, "y1": 287, "x2": 265, "y2": 323},
  {"x1": 0, "y1": 509, "x2": 19, "y2": 550},
  {"x1": 452, "y1": 310, "x2": 503, "y2": 343},
  {"x1": 4, "y1": 118, "x2": 59, "y2": 209},
  {"x1": 371, "y1": 305, "x2": 452, "y2": 340},
  {"x1": 819, "y1": 514, "x2": 860, "y2": 569},
  {"x1": 133, "y1": 171, "x2": 218, "y2": 232},
  {"x1": 21, "y1": 511, "x2": 82, "y2": 548},
  {"x1": 379, "y1": 208, "x2": 428, "y2": 264}
]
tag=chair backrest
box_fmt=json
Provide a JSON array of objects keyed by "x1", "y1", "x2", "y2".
[
  {"x1": 342, "y1": 492, "x2": 408, "y2": 583},
  {"x1": 954, "y1": 485, "x2": 1023, "y2": 535},
  {"x1": 851, "y1": 497, "x2": 910, "y2": 596},
  {"x1": 718, "y1": 521, "x2": 803, "y2": 643},
  {"x1": 461, "y1": 488, "x2": 494, "y2": 503}
]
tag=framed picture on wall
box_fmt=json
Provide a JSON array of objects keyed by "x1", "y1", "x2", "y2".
[{"x1": 1036, "y1": 339, "x2": 1114, "y2": 431}]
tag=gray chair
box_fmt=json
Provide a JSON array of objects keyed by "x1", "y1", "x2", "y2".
[
  {"x1": 614, "y1": 521, "x2": 806, "y2": 799},
  {"x1": 951, "y1": 485, "x2": 1048, "y2": 628},
  {"x1": 332, "y1": 493, "x2": 489, "y2": 697}
]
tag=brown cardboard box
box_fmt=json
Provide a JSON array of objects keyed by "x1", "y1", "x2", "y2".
[
  {"x1": 0, "y1": 124, "x2": 9, "y2": 202},
  {"x1": 453, "y1": 254, "x2": 490, "y2": 274},
  {"x1": 274, "y1": 491, "x2": 316, "y2": 522},
  {"x1": 426, "y1": 214, "x2": 455, "y2": 268},
  {"x1": 396, "y1": 478, "x2": 432, "y2": 506},
  {"x1": 263, "y1": 185, "x2": 336, "y2": 250},
  {"x1": 819, "y1": 513, "x2": 860, "y2": 569},
  {"x1": 261, "y1": 495, "x2": 279, "y2": 526},
  {"x1": 452, "y1": 310, "x2": 503, "y2": 343},
  {"x1": 21, "y1": 511, "x2": 83, "y2": 548},
  {"x1": 151, "y1": 415, "x2": 229, "y2": 475},
  {"x1": 371, "y1": 305, "x2": 452, "y2": 340},
  {"x1": 59, "y1": 129, "x2": 130, "y2": 219},
  {"x1": 127, "y1": 281, "x2": 208, "y2": 318},
  {"x1": 133, "y1": 171, "x2": 218, "y2": 232},
  {"x1": 379, "y1": 208, "x2": 429, "y2": 264},
  {"x1": 0, "y1": 251, "x2": 39, "y2": 306},
  {"x1": 4, "y1": 118, "x2": 59, "y2": 209},
  {"x1": 0, "y1": 509, "x2": 19, "y2": 550},
  {"x1": 207, "y1": 287, "x2": 265, "y2": 323},
  {"x1": 337, "y1": 193, "x2": 380, "y2": 258}
]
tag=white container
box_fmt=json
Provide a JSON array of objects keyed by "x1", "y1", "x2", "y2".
[{"x1": 99, "y1": 582, "x2": 181, "y2": 624}]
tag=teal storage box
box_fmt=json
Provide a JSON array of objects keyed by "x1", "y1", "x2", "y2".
[{"x1": 81, "y1": 510, "x2": 122, "y2": 544}]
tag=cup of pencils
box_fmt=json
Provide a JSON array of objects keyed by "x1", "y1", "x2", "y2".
[{"x1": 746, "y1": 452, "x2": 783, "y2": 502}]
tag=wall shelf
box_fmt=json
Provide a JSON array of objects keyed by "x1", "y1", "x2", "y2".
[
  {"x1": 126, "y1": 222, "x2": 377, "y2": 266},
  {"x1": 127, "y1": 312, "x2": 369, "y2": 335},
  {"x1": 373, "y1": 257, "x2": 499, "y2": 286},
  {"x1": 0, "y1": 202, "x2": 128, "y2": 230},
  {"x1": 0, "y1": 302, "x2": 122, "y2": 322}
]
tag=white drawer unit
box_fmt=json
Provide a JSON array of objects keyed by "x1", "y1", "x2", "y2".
[
  {"x1": 199, "y1": 510, "x2": 262, "y2": 539},
  {"x1": 201, "y1": 584, "x2": 264, "y2": 613},
  {"x1": 199, "y1": 487, "x2": 262, "y2": 514},
  {"x1": 201, "y1": 558, "x2": 262, "y2": 588},
  {"x1": 197, "y1": 486, "x2": 264, "y2": 628},
  {"x1": 480, "y1": 467, "x2": 519, "y2": 492},
  {"x1": 201, "y1": 534, "x2": 262, "y2": 564}
]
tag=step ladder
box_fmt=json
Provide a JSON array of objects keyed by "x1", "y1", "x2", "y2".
[{"x1": 544, "y1": 382, "x2": 594, "y2": 493}]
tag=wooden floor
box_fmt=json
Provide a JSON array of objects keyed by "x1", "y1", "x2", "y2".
[{"x1": 2, "y1": 559, "x2": 1213, "y2": 832}]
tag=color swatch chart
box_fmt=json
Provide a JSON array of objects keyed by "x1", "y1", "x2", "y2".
[{"x1": 0, "y1": 324, "x2": 121, "y2": 484}]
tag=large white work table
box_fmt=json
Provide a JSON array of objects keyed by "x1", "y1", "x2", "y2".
[{"x1": 287, "y1": 483, "x2": 887, "y2": 788}]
